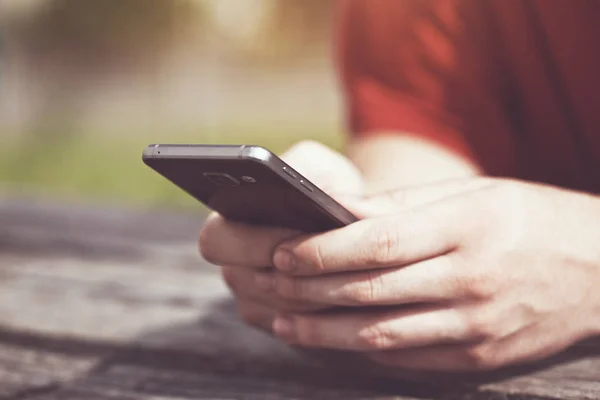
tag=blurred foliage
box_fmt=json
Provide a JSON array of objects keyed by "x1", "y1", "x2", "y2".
[
  {"x1": 268, "y1": 0, "x2": 334, "y2": 48},
  {"x1": 17, "y1": 0, "x2": 197, "y2": 70},
  {"x1": 9, "y1": 0, "x2": 334, "y2": 68},
  {"x1": 0, "y1": 0, "x2": 341, "y2": 206},
  {"x1": 209, "y1": 0, "x2": 334, "y2": 63}
]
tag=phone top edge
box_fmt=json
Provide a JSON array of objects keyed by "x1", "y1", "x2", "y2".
[
  {"x1": 142, "y1": 144, "x2": 159, "y2": 160},
  {"x1": 240, "y1": 145, "x2": 275, "y2": 164},
  {"x1": 142, "y1": 144, "x2": 276, "y2": 162},
  {"x1": 143, "y1": 144, "x2": 247, "y2": 159}
]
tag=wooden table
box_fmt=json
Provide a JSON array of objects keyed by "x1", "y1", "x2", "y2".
[{"x1": 0, "y1": 194, "x2": 599, "y2": 399}]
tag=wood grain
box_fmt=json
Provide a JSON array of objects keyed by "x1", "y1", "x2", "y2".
[{"x1": 0, "y1": 194, "x2": 599, "y2": 399}]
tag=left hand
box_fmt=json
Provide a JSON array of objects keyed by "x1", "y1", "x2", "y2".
[
  {"x1": 199, "y1": 140, "x2": 365, "y2": 332},
  {"x1": 259, "y1": 178, "x2": 600, "y2": 371}
]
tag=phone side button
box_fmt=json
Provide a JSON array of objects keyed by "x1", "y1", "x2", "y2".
[
  {"x1": 283, "y1": 166, "x2": 298, "y2": 179},
  {"x1": 299, "y1": 179, "x2": 314, "y2": 192}
]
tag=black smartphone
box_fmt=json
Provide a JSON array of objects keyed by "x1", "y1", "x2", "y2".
[{"x1": 142, "y1": 144, "x2": 358, "y2": 232}]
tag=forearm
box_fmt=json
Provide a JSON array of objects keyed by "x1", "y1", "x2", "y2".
[{"x1": 345, "y1": 132, "x2": 483, "y2": 194}]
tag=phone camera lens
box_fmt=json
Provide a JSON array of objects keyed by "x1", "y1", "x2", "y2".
[{"x1": 203, "y1": 172, "x2": 240, "y2": 186}]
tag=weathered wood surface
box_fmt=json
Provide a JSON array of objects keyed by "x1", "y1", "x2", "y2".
[{"x1": 0, "y1": 194, "x2": 599, "y2": 399}]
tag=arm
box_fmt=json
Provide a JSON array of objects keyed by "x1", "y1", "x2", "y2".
[
  {"x1": 337, "y1": 1, "x2": 482, "y2": 193},
  {"x1": 346, "y1": 132, "x2": 481, "y2": 193}
]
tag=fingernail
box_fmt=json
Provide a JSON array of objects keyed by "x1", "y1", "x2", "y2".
[
  {"x1": 254, "y1": 273, "x2": 275, "y2": 291},
  {"x1": 273, "y1": 249, "x2": 296, "y2": 272},
  {"x1": 273, "y1": 315, "x2": 296, "y2": 342}
]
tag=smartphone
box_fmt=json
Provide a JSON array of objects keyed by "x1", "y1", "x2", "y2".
[{"x1": 142, "y1": 144, "x2": 358, "y2": 232}]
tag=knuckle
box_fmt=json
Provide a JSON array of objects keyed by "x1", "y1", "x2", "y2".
[
  {"x1": 455, "y1": 271, "x2": 500, "y2": 300},
  {"x1": 312, "y1": 242, "x2": 328, "y2": 272},
  {"x1": 342, "y1": 283, "x2": 374, "y2": 305},
  {"x1": 339, "y1": 272, "x2": 384, "y2": 305},
  {"x1": 464, "y1": 344, "x2": 501, "y2": 370},
  {"x1": 277, "y1": 276, "x2": 307, "y2": 300},
  {"x1": 295, "y1": 318, "x2": 322, "y2": 346},
  {"x1": 356, "y1": 324, "x2": 395, "y2": 350},
  {"x1": 462, "y1": 309, "x2": 496, "y2": 339},
  {"x1": 362, "y1": 224, "x2": 400, "y2": 266},
  {"x1": 471, "y1": 275, "x2": 501, "y2": 300}
]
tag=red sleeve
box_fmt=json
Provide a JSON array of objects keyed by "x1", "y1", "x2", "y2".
[{"x1": 335, "y1": 0, "x2": 474, "y2": 158}]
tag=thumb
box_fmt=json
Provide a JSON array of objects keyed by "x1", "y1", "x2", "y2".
[
  {"x1": 337, "y1": 177, "x2": 491, "y2": 219},
  {"x1": 281, "y1": 140, "x2": 363, "y2": 195}
]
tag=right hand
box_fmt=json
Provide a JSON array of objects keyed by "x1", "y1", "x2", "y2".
[{"x1": 198, "y1": 141, "x2": 364, "y2": 333}]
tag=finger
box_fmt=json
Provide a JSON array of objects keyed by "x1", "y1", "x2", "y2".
[
  {"x1": 265, "y1": 255, "x2": 465, "y2": 306},
  {"x1": 367, "y1": 324, "x2": 570, "y2": 372},
  {"x1": 199, "y1": 213, "x2": 299, "y2": 268},
  {"x1": 223, "y1": 266, "x2": 328, "y2": 312},
  {"x1": 338, "y1": 177, "x2": 492, "y2": 218},
  {"x1": 274, "y1": 194, "x2": 472, "y2": 275},
  {"x1": 272, "y1": 306, "x2": 473, "y2": 351}
]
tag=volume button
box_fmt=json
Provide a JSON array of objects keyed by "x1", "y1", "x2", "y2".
[
  {"x1": 283, "y1": 166, "x2": 298, "y2": 179},
  {"x1": 299, "y1": 179, "x2": 314, "y2": 192}
]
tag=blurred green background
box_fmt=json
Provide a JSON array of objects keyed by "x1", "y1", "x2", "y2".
[{"x1": 0, "y1": 0, "x2": 344, "y2": 209}]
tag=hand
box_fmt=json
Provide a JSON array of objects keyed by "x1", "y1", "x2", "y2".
[
  {"x1": 265, "y1": 178, "x2": 600, "y2": 371},
  {"x1": 198, "y1": 141, "x2": 364, "y2": 332}
]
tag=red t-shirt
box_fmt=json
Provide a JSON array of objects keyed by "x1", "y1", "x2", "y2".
[{"x1": 337, "y1": 0, "x2": 600, "y2": 193}]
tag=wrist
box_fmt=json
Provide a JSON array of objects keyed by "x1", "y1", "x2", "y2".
[{"x1": 347, "y1": 133, "x2": 481, "y2": 193}]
